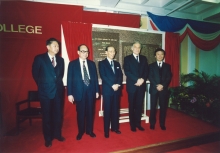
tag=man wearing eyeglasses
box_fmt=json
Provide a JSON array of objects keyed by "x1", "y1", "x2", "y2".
[{"x1": 67, "y1": 44, "x2": 99, "y2": 140}]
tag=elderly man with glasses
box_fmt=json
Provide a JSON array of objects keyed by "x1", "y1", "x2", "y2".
[{"x1": 67, "y1": 44, "x2": 99, "y2": 140}]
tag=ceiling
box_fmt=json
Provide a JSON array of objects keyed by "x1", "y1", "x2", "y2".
[{"x1": 28, "y1": 0, "x2": 220, "y2": 23}]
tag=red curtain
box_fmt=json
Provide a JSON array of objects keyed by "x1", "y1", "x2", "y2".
[
  {"x1": 0, "y1": 1, "x2": 83, "y2": 134},
  {"x1": 165, "y1": 32, "x2": 180, "y2": 87},
  {"x1": 180, "y1": 27, "x2": 220, "y2": 51},
  {"x1": 62, "y1": 22, "x2": 93, "y2": 60}
]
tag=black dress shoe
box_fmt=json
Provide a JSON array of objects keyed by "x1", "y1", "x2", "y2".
[
  {"x1": 160, "y1": 126, "x2": 166, "y2": 130},
  {"x1": 55, "y1": 136, "x2": 65, "y2": 142},
  {"x1": 111, "y1": 129, "x2": 121, "y2": 134},
  {"x1": 45, "y1": 141, "x2": 52, "y2": 148},
  {"x1": 86, "y1": 132, "x2": 96, "y2": 138},
  {"x1": 131, "y1": 128, "x2": 136, "y2": 132},
  {"x1": 137, "y1": 126, "x2": 145, "y2": 131},
  {"x1": 76, "y1": 134, "x2": 83, "y2": 140},
  {"x1": 150, "y1": 125, "x2": 155, "y2": 130},
  {"x1": 104, "y1": 133, "x2": 109, "y2": 138}
]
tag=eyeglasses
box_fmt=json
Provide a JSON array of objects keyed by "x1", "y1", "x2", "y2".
[{"x1": 79, "y1": 50, "x2": 89, "y2": 54}]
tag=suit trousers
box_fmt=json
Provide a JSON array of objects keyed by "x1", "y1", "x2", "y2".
[
  {"x1": 40, "y1": 93, "x2": 63, "y2": 142},
  {"x1": 128, "y1": 87, "x2": 145, "y2": 129},
  {"x1": 103, "y1": 94, "x2": 119, "y2": 133},
  {"x1": 76, "y1": 83, "x2": 95, "y2": 134},
  {"x1": 149, "y1": 91, "x2": 168, "y2": 127}
]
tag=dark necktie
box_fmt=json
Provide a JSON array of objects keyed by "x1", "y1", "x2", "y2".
[
  {"x1": 136, "y1": 56, "x2": 139, "y2": 62},
  {"x1": 159, "y1": 62, "x2": 161, "y2": 68},
  {"x1": 83, "y1": 61, "x2": 90, "y2": 86},
  {"x1": 110, "y1": 61, "x2": 115, "y2": 73},
  {"x1": 52, "y1": 57, "x2": 55, "y2": 67},
  {"x1": 159, "y1": 62, "x2": 162, "y2": 83}
]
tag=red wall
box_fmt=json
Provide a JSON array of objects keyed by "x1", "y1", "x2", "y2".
[{"x1": 0, "y1": 1, "x2": 140, "y2": 134}]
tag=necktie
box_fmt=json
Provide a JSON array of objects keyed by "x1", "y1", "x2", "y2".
[
  {"x1": 110, "y1": 61, "x2": 115, "y2": 73},
  {"x1": 136, "y1": 56, "x2": 139, "y2": 62},
  {"x1": 52, "y1": 57, "x2": 55, "y2": 67},
  {"x1": 83, "y1": 61, "x2": 90, "y2": 86},
  {"x1": 159, "y1": 62, "x2": 162, "y2": 83}
]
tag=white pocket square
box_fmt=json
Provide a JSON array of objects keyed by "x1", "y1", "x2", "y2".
[{"x1": 117, "y1": 67, "x2": 119, "y2": 69}]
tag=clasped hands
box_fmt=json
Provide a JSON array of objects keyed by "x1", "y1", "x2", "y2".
[
  {"x1": 134, "y1": 78, "x2": 144, "y2": 86},
  {"x1": 156, "y1": 84, "x2": 163, "y2": 91},
  {"x1": 112, "y1": 84, "x2": 120, "y2": 91}
]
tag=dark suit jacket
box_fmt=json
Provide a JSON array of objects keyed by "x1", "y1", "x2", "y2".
[
  {"x1": 124, "y1": 54, "x2": 148, "y2": 93},
  {"x1": 67, "y1": 58, "x2": 99, "y2": 101},
  {"x1": 99, "y1": 58, "x2": 123, "y2": 96},
  {"x1": 148, "y1": 62, "x2": 172, "y2": 94},
  {"x1": 32, "y1": 52, "x2": 64, "y2": 99}
]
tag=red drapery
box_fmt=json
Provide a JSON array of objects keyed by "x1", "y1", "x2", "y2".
[
  {"x1": 62, "y1": 22, "x2": 93, "y2": 60},
  {"x1": 180, "y1": 27, "x2": 220, "y2": 51},
  {"x1": 165, "y1": 32, "x2": 180, "y2": 87},
  {"x1": 0, "y1": 1, "x2": 83, "y2": 134}
]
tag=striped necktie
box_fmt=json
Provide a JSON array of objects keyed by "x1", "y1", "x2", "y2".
[
  {"x1": 110, "y1": 61, "x2": 115, "y2": 73},
  {"x1": 52, "y1": 57, "x2": 55, "y2": 67},
  {"x1": 83, "y1": 61, "x2": 90, "y2": 86}
]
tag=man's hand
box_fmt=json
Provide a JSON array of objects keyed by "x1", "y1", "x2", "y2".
[
  {"x1": 156, "y1": 84, "x2": 163, "y2": 91},
  {"x1": 68, "y1": 95, "x2": 74, "y2": 104},
  {"x1": 134, "y1": 78, "x2": 144, "y2": 86},
  {"x1": 96, "y1": 93, "x2": 99, "y2": 98},
  {"x1": 112, "y1": 84, "x2": 120, "y2": 91}
]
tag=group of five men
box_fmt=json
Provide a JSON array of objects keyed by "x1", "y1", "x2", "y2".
[{"x1": 32, "y1": 38, "x2": 172, "y2": 147}]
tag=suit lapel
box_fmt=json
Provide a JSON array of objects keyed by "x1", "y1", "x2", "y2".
[
  {"x1": 76, "y1": 59, "x2": 83, "y2": 79},
  {"x1": 161, "y1": 62, "x2": 167, "y2": 74},
  {"x1": 151, "y1": 62, "x2": 159, "y2": 75},
  {"x1": 112, "y1": 60, "x2": 117, "y2": 75},
  {"x1": 43, "y1": 53, "x2": 56, "y2": 73},
  {"x1": 154, "y1": 62, "x2": 159, "y2": 70},
  {"x1": 87, "y1": 60, "x2": 93, "y2": 79},
  {"x1": 129, "y1": 54, "x2": 139, "y2": 69},
  {"x1": 55, "y1": 56, "x2": 60, "y2": 67},
  {"x1": 104, "y1": 58, "x2": 115, "y2": 75}
]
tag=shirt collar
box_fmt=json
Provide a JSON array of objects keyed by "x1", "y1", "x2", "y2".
[
  {"x1": 79, "y1": 58, "x2": 86, "y2": 62},
  {"x1": 157, "y1": 61, "x2": 163, "y2": 65},
  {"x1": 107, "y1": 57, "x2": 113, "y2": 63},
  {"x1": 133, "y1": 53, "x2": 139, "y2": 58},
  {"x1": 48, "y1": 52, "x2": 55, "y2": 60},
  {"x1": 79, "y1": 58, "x2": 87, "y2": 64}
]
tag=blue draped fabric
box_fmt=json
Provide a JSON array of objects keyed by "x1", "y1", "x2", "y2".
[{"x1": 147, "y1": 12, "x2": 220, "y2": 34}]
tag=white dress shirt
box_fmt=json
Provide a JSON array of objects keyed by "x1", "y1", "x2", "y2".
[
  {"x1": 157, "y1": 61, "x2": 163, "y2": 67},
  {"x1": 133, "y1": 53, "x2": 139, "y2": 62},
  {"x1": 48, "y1": 52, "x2": 56, "y2": 67},
  {"x1": 79, "y1": 58, "x2": 90, "y2": 80}
]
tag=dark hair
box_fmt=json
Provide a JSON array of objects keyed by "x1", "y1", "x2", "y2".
[
  {"x1": 46, "y1": 38, "x2": 59, "y2": 46},
  {"x1": 154, "y1": 48, "x2": 166, "y2": 56},
  {"x1": 105, "y1": 46, "x2": 115, "y2": 51},
  {"x1": 78, "y1": 44, "x2": 88, "y2": 51}
]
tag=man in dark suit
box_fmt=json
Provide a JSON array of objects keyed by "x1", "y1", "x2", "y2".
[
  {"x1": 124, "y1": 41, "x2": 148, "y2": 132},
  {"x1": 148, "y1": 48, "x2": 172, "y2": 130},
  {"x1": 67, "y1": 44, "x2": 99, "y2": 140},
  {"x1": 99, "y1": 46, "x2": 123, "y2": 138},
  {"x1": 32, "y1": 38, "x2": 65, "y2": 148}
]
